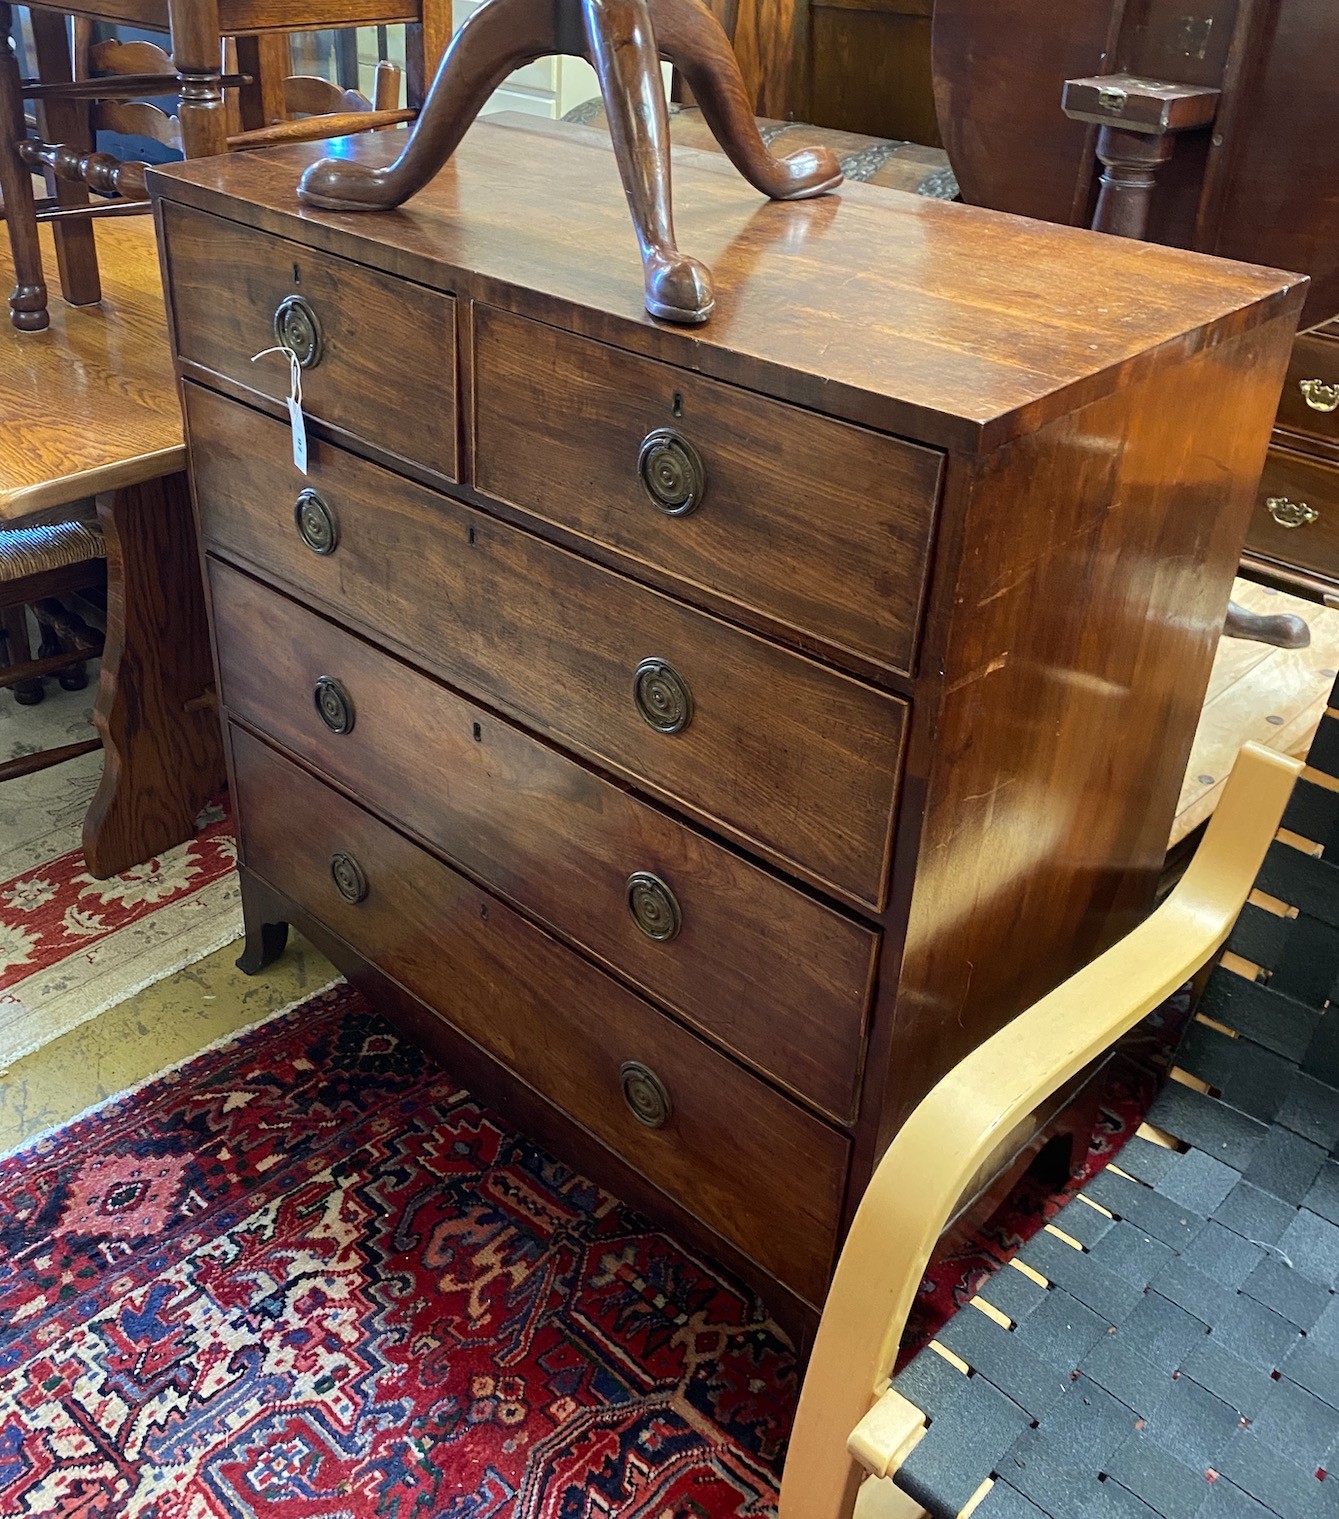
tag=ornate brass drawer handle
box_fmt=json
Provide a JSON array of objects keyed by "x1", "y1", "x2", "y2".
[
  {"x1": 633, "y1": 658, "x2": 693, "y2": 734},
  {"x1": 638, "y1": 428, "x2": 705, "y2": 515},
  {"x1": 1266, "y1": 496, "x2": 1318, "y2": 529},
  {"x1": 330, "y1": 850, "x2": 368, "y2": 903},
  {"x1": 295, "y1": 489, "x2": 338, "y2": 554},
  {"x1": 314, "y1": 675, "x2": 355, "y2": 734},
  {"x1": 626, "y1": 872, "x2": 682, "y2": 941},
  {"x1": 620, "y1": 1060, "x2": 673, "y2": 1128},
  {"x1": 1300, "y1": 378, "x2": 1339, "y2": 413},
  {"x1": 274, "y1": 294, "x2": 323, "y2": 368}
]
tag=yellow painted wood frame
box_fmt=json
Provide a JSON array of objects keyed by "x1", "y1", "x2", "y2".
[{"x1": 779, "y1": 741, "x2": 1302, "y2": 1519}]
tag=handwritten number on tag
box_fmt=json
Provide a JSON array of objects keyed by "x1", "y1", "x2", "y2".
[{"x1": 251, "y1": 344, "x2": 309, "y2": 477}]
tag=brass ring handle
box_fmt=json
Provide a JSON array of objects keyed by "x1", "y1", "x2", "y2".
[
  {"x1": 638, "y1": 428, "x2": 705, "y2": 515},
  {"x1": 1300, "y1": 379, "x2": 1339, "y2": 413},
  {"x1": 295, "y1": 489, "x2": 338, "y2": 554},
  {"x1": 626, "y1": 872, "x2": 682, "y2": 941},
  {"x1": 620, "y1": 1060, "x2": 673, "y2": 1128},
  {"x1": 314, "y1": 675, "x2": 354, "y2": 734},
  {"x1": 633, "y1": 658, "x2": 693, "y2": 734},
  {"x1": 1267, "y1": 496, "x2": 1318, "y2": 530},
  {"x1": 330, "y1": 850, "x2": 368, "y2": 903},
  {"x1": 274, "y1": 294, "x2": 323, "y2": 368}
]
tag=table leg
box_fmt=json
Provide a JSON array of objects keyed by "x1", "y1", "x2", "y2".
[
  {"x1": 83, "y1": 471, "x2": 226, "y2": 878},
  {"x1": 0, "y1": 1, "x2": 49, "y2": 330}
]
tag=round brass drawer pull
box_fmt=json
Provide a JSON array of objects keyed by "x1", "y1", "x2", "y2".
[
  {"x1": 295, "y1": 489, "x2": 338, "y2": 554},
  {"x1": 633, "y1": 658, "x2": 692, "y2": 734},
  {"x1": 626, "y1": 872, "x2": 681, "y2": 941},
  {"x1": 274, "y1": 293, "x2": 323, "y2": 369},
  {"x1": 620, "y1": 1060, "x2": 673, "y2": 1128},
  {"x1": 638, "y1": 427, "x2": 705, "y2": 515},
  {"x1": 1300, "y1": 378, "x2": 1339, "y2": 413},
  {"x1": 314, "y1": 675, "x2": 355, "y2": 734},
  {"x1": 330, "y1": 850, "x2": 368, "y2": 903},
  {"x1": 1267, "y1": 496, "x2": 1319, "y2": 529}
]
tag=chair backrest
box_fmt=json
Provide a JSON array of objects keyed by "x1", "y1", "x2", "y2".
[
  {"x1": 86, "y1": 38, "x2": 181, "y2": 154},
  {"x1": 930, "y1": 0, "x2": 1338, "y2": 328}
]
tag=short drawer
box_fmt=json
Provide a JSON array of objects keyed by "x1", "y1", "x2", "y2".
[
  {"x1": 473, "y1": 307, "x2": 943, "y2": 673},
  {"x1": 231, "y1": 726, "x2": 849, "y2": 1305},
  {"x1": 188, "y1": 383, "x2": 906, "y2": 909},
  {"x1": 1245, "y1": 446, "x2": 1339, "y2": 582},
  {"x1": 1275, "y1": 333, "x2": 1339, "y2": 447},
  {"x1": 163, "y1": 202, "x2": 457, "y2": 478},
  {"x1": 210, "y1": 558, "x2": 877, "y2": 1120}
]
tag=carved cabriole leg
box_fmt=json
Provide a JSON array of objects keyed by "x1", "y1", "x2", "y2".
[
  {"x1": 582, "y1": 0, "x2": 712, "y2": 323},
  {"x1": 647, "y1": 0, "x2": 841, "y2": 201},
  {"x1": 298, "y1": 0, "x2": 557, "y2": 211},
  {"x1": 168, "y1": 0, "x2": 229, "y2": 159},
  {"x1": 83, "y1": 473, "x2": 226, "y2": 878},
  {"x1": 0, "y1": 2, "x2": 49, "y2": 330}
]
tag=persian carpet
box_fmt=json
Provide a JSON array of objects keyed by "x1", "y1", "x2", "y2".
[
  {"x1": 0, "y1": 980, "x2": 1175, "y2": 1517},
  {"x1": 0, "y1": 795, "x2": 239, "y2": 1069}
]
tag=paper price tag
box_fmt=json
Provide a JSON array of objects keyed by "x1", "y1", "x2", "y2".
[
  {"x1": 251, "y1": 344, "x2": 309, "y2": 477},
  {"x1": 287, "y1": 395, "x2": 308, "y2": 474}
]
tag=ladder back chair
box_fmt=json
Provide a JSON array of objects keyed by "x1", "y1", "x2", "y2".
[{"x1": 0, "y1": 0, "x2": 445, "y2": 331}]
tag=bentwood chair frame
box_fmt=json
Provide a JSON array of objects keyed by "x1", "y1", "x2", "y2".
[{"x1": 777, "y1": 739, "x2": 1303, "y2": 1519}]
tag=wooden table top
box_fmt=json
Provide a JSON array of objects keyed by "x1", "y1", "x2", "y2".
[
  {"x1": 149, "y1": 114, "x2": 1305, "y2": 454},
  {"x1": 0, "y1": 212, "x2": 183, "y2": 523}
]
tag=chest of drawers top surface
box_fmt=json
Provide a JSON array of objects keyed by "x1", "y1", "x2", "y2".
[{"x1": 149, "y1": 114, "x2": 1301, "y2": 454}]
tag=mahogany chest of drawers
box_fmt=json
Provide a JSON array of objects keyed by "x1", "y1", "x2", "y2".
[
  {"x1": 1243, "y1": 317, "x2": 1339, "y2": 603},
  {"x1": 150, "y1": 115, "x2": 1303, "y2": 1331}
]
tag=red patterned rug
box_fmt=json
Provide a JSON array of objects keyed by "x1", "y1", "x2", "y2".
[{"x1": 0, "y1": 981, "x2": 1181, "y2": 1516}]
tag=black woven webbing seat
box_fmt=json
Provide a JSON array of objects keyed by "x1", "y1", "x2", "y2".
[{"x1": 885, "y1": 701, "x2": 1339, "y2": 1519}]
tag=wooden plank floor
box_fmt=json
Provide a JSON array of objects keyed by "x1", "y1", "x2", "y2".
[{"x1": 1174, "y1": 580, "x2": 1339, "y2": 847}]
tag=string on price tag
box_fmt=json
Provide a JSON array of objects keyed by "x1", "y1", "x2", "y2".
[{"x1": 251, "y1": 345, "x2": 308, "y2": 475}]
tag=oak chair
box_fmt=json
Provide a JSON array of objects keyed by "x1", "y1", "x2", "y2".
[
  {"x1": 776, "y1": 730, "x2": 1324, "y2": 1519},
  {"x1": 0, "y1": 0, "x2": 445, "y2": 330}
]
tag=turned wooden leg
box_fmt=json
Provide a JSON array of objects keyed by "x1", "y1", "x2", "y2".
[
  {"x1": 29, "y1": 7, "x2": 100, "y2": 308},
  {"x1": 647, "y1": 0, "x2": 842, "y2": 201},
  {"x1": 1090, "y1": 124, "x2": 1174, "y2": 241},
  {"x1": 168, "y1": 0, "x2": 230, "y2": 158},
  {"x1": 83, "y1": 472, "x2": 226, "y2": 877},
  {"x1": 298, "y1": 0, "x2": 557, "y2": 210},
  {"x1": 0, "y1": 2, "x2": 49, "y2": 331},
  {"x1": 236, "y1": 871, "x2": 290, "y2": 974},
  {"x1": 582, "y1": 0, "x2": 712, "y2": 323}
]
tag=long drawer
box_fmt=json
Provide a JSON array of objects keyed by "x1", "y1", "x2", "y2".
[
  {"x1": 188, "y1": 382, "x2": 907, "y2": 909},
  {"x1": 1245, "y1": 445, "x2": 1339, "y2": 582},
  {"x1": 163, "y1": 202, "x2": 458, "y2": 479},
  {"x1": 473, "y1": 307, "x2": 943, "y2": 674},
  {"x1": 210, "y1": 557, "x2": 877, "y2": 1120},
  {"x1": 230, "y1": 726, "x2": 849, "y2": 1305}
]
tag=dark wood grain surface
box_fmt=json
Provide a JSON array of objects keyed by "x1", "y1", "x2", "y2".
[
  {"x1": 186, "y1": 382, "x2": 908, "y2": 908},
  {"x1": 149, "y1": 115, "x2": 1301, "y2": 454},
  {"x1": 210, "y1": 556, "x2": 878, "y2": 1122},
  {"x1": 232, "y1": 725, "x2": 850, "y2": 1306},
  {"x1": 474, "y1": 305, "x2": 942, "y2": 673},
  {"x1": 1245, "y1": 447, "x2": 1339, "y2": 585}
]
